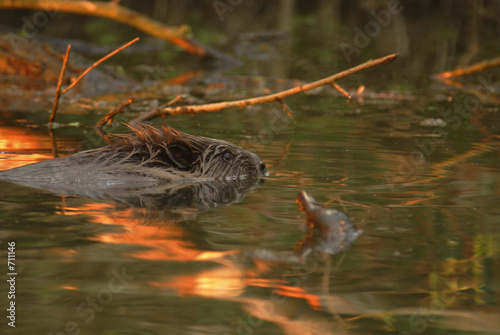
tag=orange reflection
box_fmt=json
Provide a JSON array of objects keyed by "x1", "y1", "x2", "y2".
[
  {"x1": 167, "y1": 70, "x2": 203, "y2": 85},
  {"x1": 272, "y1": 285, "x2": 322, "y2": 310},
  {"x1": 55, "y1": 203, "x2": 125, "y2": 220},
  {"x1": 0, "y1": 126, "x2": 55, "y2": 169},
  {"x1": 55, "y1": 201, "x2": 327, "y2": 315},
  {"x1": 0, "y1": 153, "x2": 53, "y2": 170},
  {"x1": 0, "y1": 127, "x2": 49, "y2": 151},
  {"x1": 62, "y1": 202, "x2": 249, "y2": 299},
  {"x1": 151, "y1": 261, "x2": 245, "y2": 298},
  {"x1": 61, "y1": 203, "x2": 231, "y2": 262},
  {"x1": 244, "y1": 278, "x2": 322, "y2": 311},
  {"x1": 60, "y1": 285, "x2": 78, "y2": 290}
]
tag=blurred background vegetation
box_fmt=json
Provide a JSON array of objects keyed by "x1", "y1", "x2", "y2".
[{"x1": 1, "y1": 0, "x2": 499, "y2": 77}]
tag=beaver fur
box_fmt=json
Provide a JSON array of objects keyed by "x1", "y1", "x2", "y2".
[{"x1": 0, "y1": 124, "x2": 267, "y2": 193}]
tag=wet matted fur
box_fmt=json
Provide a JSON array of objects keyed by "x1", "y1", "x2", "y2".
[{"x1": 0, "y1": 124, "x2": 267, "y2": 193}]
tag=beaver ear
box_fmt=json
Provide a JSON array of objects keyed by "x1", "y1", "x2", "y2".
[{"x1": 165, "y1": 144, "x2": 197, "y2": 169}]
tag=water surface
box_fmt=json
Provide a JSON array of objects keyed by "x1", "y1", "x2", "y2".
[{"x1": 1, "y1": 3, "x2": 500, "y2": 334}]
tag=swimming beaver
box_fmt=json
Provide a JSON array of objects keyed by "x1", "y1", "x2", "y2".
[{"x1": 0, "y1": 124, "x2": 267, "y2": 193}]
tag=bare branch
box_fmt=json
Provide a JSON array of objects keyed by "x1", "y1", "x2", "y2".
[
  {"x1": 48, "y1": 38, "x2": 139, "y2": 125},
  {"x1": 133, "y1": 53, "x2": 398, "y2": 122},
  {"x1": 332, "y1": 82, "x2": 351, "y2": 99},
  {"x1": 435, "y1": 56, "x2": 500, "y2": 79},
  {"x1": 96, "y1": 97, "x2": 135, "y2": 128},
  {"x1": 49, "y1": 44, "x2": 70, "y2": 125},
  {"x1": 61, "y1": 37, "x2": 139, "y2": 94},
  {"x1": 0, "y1": 0, "x2": 214, "y2": 56}
]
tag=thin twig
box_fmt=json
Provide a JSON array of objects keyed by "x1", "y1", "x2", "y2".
[
  {"x1": 165, "y1": 95, "x2": 185, "y2": 106},
  {"x1": 276, "y1": 98, "x2": 293, "y2": 116},
  {"x1": 48, "y1": 38, "x2": 139, "y2": 125},
  {"x1": 95, "y1": 97, "x2": 135, "y2": 128},
  {"x1": 435, "y1": 56, "x2": 500, "y2": 79},
  {"x1": 49, "y1": 44, "x2": 71, "y2": 125},
  {"x1": 356, "y1": 85, "x2": 365, "y2": 95},
  {"x1": 332, "y1": 82, "x2": 351, "y2": 99},
  {"x1": 133, "y1": 53, "x2": 398, "y2": 122},
  {"x1": 61, "y1": 37, "x2": 139, "y2": 94}
]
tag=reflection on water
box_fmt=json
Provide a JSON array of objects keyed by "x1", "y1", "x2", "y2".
[
  {"x1": 1, "y1": 91, "x2": 499, "y2": 334},
  {"x1": 1, "y1": 3, "x2": 500, "y2": 332}
]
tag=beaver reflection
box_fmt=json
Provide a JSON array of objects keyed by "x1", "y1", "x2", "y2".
[{"x1": 0, "y1": 124, "x2": 267, "y2": 200}]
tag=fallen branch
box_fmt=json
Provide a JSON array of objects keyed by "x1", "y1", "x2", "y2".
[
  {"x1": 61, "y1": 37, "x2": 139, "y2": 94},
  {"x1": 133, "y1": 54, "x2": 398, "y2": 123},
  {"x1": 0, "y1": 0, "x2": 235, "y2": 61},
  {"x1": 435, "y1": 56, "x2": 500, "y2": 79},
  {"x1": 49, "y1": 44, "x2": 70, "y2": 124},
  {"x1": 48, "y1": 37, "x2": 139, "y2": 126},
  {"x1": 95, "y1": 97, "x2": 135, "y2": 128}
]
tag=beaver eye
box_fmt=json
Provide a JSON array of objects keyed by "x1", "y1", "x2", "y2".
[{"x1": 223, "y1": 152, "x2": 233, "y2": 163}]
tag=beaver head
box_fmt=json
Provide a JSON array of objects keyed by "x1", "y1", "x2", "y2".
[{"x1": 105, "y1": 124, "x2": 268, "y2": 181}]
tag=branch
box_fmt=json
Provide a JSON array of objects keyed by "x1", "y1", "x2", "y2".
[
  {"x1": 435, "y1": 56, "x2": 500, "y2": 79},
  {"x1": 0, "y1": 0, "x2": 234, "y2": 61},
  {"x1": 133, "y1": 54, "x2": 398, "y2": 122},
  {"x1": 48, "y1": 38, "x2": 138, "y2": 126},
  {"x1": 95, "y1": 96, "x2": 135, "y2": 128},
  {"x1": 61, "y1": 37, "x2": 139, "y2": 94},
  {"x1": 49, "y1": 44, "x2": 70, "y2": 124},
  {"x1": 332, "y1": 82, "x2": 351, "y2": 99}
]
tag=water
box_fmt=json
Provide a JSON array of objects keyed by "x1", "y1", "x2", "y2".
[
  {"x1": 1, "y1": 2, "x2": 500, "y2": 333},
  {"x1": 1, "y1": 85, "x2": 499, "y2": 334}
]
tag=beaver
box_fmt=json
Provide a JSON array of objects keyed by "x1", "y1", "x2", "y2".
[{"x1": 0, "y1": 124, "x2": 267, "y2": 195}]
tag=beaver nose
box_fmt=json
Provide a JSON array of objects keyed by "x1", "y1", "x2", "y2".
[{"x1": 258, "y1": 161, "x2": 267, "y2": 175}]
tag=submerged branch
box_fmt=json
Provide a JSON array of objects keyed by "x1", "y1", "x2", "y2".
[{"x1": 133, "y1": 53, "x2": 398, "y2": 123}]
